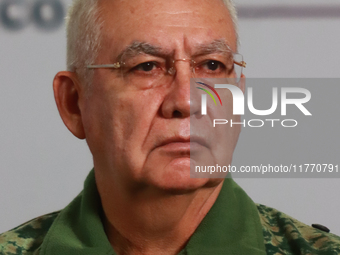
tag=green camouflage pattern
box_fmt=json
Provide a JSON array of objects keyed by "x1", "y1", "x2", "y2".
[
  {"x1": 0, "y1": 212, "x2": 59, "y2": 255},
  {"x1": 258, "y1": 204, "x2": 340, "y2": 255},
  {"x1": 1, "y1": 206, "x2": 340, "y2": 255}
]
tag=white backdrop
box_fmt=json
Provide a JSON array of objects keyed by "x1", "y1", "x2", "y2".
[{"x1": 1, "y1": 0, "x2": 339, "y2": 235}]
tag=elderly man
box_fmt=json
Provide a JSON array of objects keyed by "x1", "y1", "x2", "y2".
[{"x1": 1, "y1": 0, "x2": 340, "y2": 254}]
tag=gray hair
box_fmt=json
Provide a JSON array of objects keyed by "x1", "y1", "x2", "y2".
[
  {"x1": 66, "y1": 0, "x2": 102, "y2": 85},
  {"x1": 66, "y1": 0, "x2": 239, "y2": 86}
]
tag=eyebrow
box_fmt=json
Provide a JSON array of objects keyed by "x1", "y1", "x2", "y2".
[
  {"x1": 115, "y1": 39, "x2": 234, "y2": 61},
  {"x1": 194, "y1": 39, "x2": 234, "y2": 56},
  {"x1": 116, "y1": 41, "x2": 170, "y2": 61}
]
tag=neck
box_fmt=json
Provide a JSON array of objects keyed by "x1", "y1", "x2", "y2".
[{"x1": 98, "y1": 177, "x2": 223, "y2": 255}]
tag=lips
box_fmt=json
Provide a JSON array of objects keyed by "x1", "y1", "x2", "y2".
[
  {"x1": 155, "y1": 136, "x2": 209, "y2": 151},
  {"x1": 190, "y1": 136, "x2": 209, "y2": 149}
]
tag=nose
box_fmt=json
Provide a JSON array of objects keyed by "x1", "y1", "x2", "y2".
[{"x1": 161, "y1": 59, "x2": 200, "y2": 119}]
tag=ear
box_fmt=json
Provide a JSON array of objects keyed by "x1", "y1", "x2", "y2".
[
  {"x1": 239, "y1": 74, "x2": 246, "y2": 93},
  {"x1": 53, "y1": 71, "x2": 86, "y2": 139}
]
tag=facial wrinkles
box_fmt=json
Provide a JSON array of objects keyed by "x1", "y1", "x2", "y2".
[
  {"x1": 151, "y1": 12, "x2": 236, "y2": 53},
  {"x1": 116, "y1": 39, "x2": 234, "y2": 59},
  {"x1": 150, "y1": 10, "x2": 208, "y2": 32}
]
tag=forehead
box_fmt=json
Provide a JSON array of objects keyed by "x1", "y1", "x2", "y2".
[{"x1": 97, "y1": 0, "x2": 237, "y2": 58}]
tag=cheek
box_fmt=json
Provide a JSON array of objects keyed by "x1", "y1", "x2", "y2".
[
  {"x1": 82, "y1": 87, "x2": 165, "y2": 156},
  {"x1": 210, "y1": 90, "x2": 241, "y2": 152}
]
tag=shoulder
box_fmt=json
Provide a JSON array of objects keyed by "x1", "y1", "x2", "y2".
[
  {"x1": 256, "y1": 204, "x2": 340, "y2": 255},
  {"x1": 0, "y1": 211, "x2": 60, "y2": 255}
]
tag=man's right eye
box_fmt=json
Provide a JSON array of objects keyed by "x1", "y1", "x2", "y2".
[{"x1": 134, "y1": 62, "x2": 157, "y2": 72}]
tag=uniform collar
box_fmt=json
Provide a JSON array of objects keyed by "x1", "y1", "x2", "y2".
[
  {"x1": 179, "y1": 177, "x2": 266, "y2": 255},
  {"x1": 40, "y1": 170, "x2": 113, "y2": 255},
  {"x1": 40, "y1": 170, "x2": 266, "y2": 255}
]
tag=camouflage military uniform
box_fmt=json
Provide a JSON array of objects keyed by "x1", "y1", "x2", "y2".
[
  {"x1": 258, "y1": 205, "x2": 340, "y2": 254},
  {"x1": 1, "y1": 171, "x2": 340, "y2": 255},
  {"x1": 0, "y1": 212, "x2": 58, "y2": 255}
]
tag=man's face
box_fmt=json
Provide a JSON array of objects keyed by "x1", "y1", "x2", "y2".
[{"x1": 81, "y1": 0, "x2": 240, "y2": 191}]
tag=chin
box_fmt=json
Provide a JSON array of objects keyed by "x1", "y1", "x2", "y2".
[{"x1": 143, "y1": 158, "x2": 223, "y2": 194}]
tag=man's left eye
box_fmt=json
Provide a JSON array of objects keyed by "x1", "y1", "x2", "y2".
[{"x1": 204, "y1": 60, "x2": 224, "y2": 71}]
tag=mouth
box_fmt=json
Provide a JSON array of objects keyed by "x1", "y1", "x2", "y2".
[{"x1": 155, "y1": 136, "x2": 209, "y2": 153}]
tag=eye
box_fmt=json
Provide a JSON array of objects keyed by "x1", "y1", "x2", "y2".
[
  {"x1": 205, "y1": 60, "x2": 221, "y2": 71},
  {"x1": 134, "y1": 62, "x2": 157, "y2": 72},
  {"x1": 200, "y1": 60, "x2": 227, "y2": 73},
  {"x1": 193, "y1": 56, "x2": 235, "y2": 78}
]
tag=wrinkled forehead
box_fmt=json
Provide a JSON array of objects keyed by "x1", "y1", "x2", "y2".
[{"x1": 97, "y1": 0, "x2": 237, "y2": 59}]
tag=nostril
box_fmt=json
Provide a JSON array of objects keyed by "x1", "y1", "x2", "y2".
[{"x1": 172, "y1": 110, "x2": 182, "y2": 118}]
